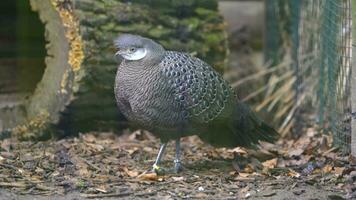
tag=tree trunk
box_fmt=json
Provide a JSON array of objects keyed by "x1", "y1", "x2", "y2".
[{"x1": 0, "y1": 0, "x2": 228, "y2": 139}]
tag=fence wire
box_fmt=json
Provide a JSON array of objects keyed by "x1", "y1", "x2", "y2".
[{"x1": 265, "y1": 0, "x2": 352, "y2": 153}]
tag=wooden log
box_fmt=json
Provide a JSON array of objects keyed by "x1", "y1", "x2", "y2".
[{"x1": 0, "y1": 0, "x2": 228, "y2": 139}]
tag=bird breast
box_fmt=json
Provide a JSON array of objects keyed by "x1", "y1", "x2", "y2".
[{"x1": 115, "y1": 61, "x2": 182, "y2": 129}]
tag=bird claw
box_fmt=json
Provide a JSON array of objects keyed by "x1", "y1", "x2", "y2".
[
  {"x1": 151, "y1": 162, "x2": 182, "y2": 175},
  {"x1": 152, "y1": 164, "x2": 166, "y2": 175}
]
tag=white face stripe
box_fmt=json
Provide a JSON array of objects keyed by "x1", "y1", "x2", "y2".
[{"x1": 122, "y1": 48, "x2": 147, "y2": 61}]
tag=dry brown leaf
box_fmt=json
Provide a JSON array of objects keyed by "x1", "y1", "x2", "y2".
[
  {"x1": 95, "y1": 185, "x2": 108, "y2": 193},
  {"x1": 128, "y1": 130, "x2": 144, "y2": 141},
  {"x1": 78, "y1": 167, "x2": 90, "y2": 177},
  {"x1": 334, "y1": 167, "x2": 345, "y2": 176},
  {"x1": 195, "y1": 192, "x2": 208, "y2": 198},
  {"x1": 85, "y1": 143, "x2": 105, "y2": 152},
  {"x1": 138, "y1": 172, "x2": 159, "y2": 181},
  {"x1": 322, "y1": 165, "x2": 333, "y2": 173},
  {"x1": 123, "y1": 167, "x2": 139, "y2": 177},
  {"x1": 82, "y1": 134, "x2": 96, "y2": 143},
  {"x1": 244, "y1": 164, "x2": 255, "y2": 173},
  {"x1": 143, "y1": 146, "x2": 154, "y2": 153},
  {"x1": 288, "y1": 148, "x2": 304, "y2": 157},
  {"x1": 126, "y1": 147, "x2": 139, "y2": 156},
  {"x1": 287, "y1": 169, "x2": 301, "y2": 178},
  {"x1": 262, "y1": 158, "x2": 278, "y2": 169},
  {"x1": 229, "y1": 171, "x2": 237, "y2": 176},
  {"x1": 238, "y1": 172, "x2": 250, "y2": 178}
]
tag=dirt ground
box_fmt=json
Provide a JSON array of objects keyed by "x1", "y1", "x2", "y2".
[{"x1": 0, "y1": 128, "x2": 355, "y2": 200}]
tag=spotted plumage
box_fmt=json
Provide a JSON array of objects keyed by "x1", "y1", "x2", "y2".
[{"x1": 160, "y1": 51, "x2": 233, "y2": 124}]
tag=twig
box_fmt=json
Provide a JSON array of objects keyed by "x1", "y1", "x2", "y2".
[
  {"x1": 0, "y1": 182, "x2": 27, "y2": 188},
  {"x1": 82, "y1": 192, "x2": 133, "y2": 198},
  {"x1": 35, "y1": 184, "x2": 55, "y2": 191},
  {"x1": 230, "y1": 53, "x2": 315, "y2": 88},
  {"x1": 82, "y1": 191, "x2": 156, "y2": 198},
  {"x1": 0, "y1": 163, "x2": 18, "y2": 171},
  {"x1": 241, "y1": 71, "x2": 294, "y2": 102},
  {"x1": 280, "y1": 93, "x2": 305, "y2": 130},
  {"x1": 254, "y1": 77, "x2": 296, "y2": 111},
  {"x1": 231, "y1": 60, "x2": 289, "y2": 88},
  {"x1": 78, "y1": 157, "x2": 101, "y2": 171}
]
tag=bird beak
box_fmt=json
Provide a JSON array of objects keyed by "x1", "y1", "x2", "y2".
[{"x1": 115, "y1": 49, "x2": 123, "y2": 56}]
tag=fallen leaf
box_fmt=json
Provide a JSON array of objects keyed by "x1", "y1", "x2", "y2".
[
  {"x1": 229, "y1": 171, "x2": 237, "y2": 176},
  {"x1": 322, "y1": 165, "x2": 333, "y2": 173},
  {"x1": 262, "y1": 158, "x2": 278, "y2": 169},
  {"x1": 82, "y1": 134, "x2": 96, "y2": 143},
  {"x1": 235, "y1": 172, "x2": 256, "y2": 181},
  {"x1": 244, "y1": 164, "x2": 255, "y2": 173},
  {"x1": 287, "y1": 169, "x2": 301, "y2": 178},
  {"x1": 126, "y1": 147, "x2": 139, "y2": 156},
  {"x1": 128, "y1": 130, "x2": 143, "y2": 141},
  {"x1": 138, "y1": 172, "x2": 159, "y2": 181},
  {"x1": 85, "y1": 143, "x2": 104, "y2": 152},
  {"x1": 288, "y1": 148, "x2": 304, "y2": 157},
  {"x1": 123, "y1": 167, "x2": 139, "y2": 177},
  {"x1": 195, "y1": 192, "x2": 207, "y2": 198},
  {"x1": 334, "y1": 167, "x2": 345, "y2": 176},
  {"x1": 171, "y1": 176, "x2": 184, "y2": 181},
  {"x1": 238, "y1": 172, "x2": 250, "y2": 178},
  {"x1": 143, "y1": 146, "x2": 154, "y2": 153}
]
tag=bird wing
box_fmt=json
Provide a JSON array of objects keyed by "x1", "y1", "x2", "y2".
[{"x1": 160, "y1": 51, "x2": 235, "y2": 124}]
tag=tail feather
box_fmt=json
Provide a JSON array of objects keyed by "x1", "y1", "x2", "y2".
[
  {"x1": 231, "y1": 102, "x2": 279, "y2": 148},
  {"x1": 199, "y1": 102, "x2": 279, "y2": 148}
]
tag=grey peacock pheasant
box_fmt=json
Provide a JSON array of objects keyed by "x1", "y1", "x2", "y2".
[{"x1": 114, "y1": 34, "x2": 278, "y2": 173}]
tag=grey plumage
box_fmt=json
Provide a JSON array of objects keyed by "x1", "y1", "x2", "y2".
[{"x1": 114, "y1": 34, "x2": 278, "y2": 172}]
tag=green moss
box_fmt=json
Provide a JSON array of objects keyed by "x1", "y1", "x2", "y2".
[
  {"x1": 114, "y1": 23, "x2": 151, "y2": 33},
  {"x1": 181, "y1": 17, "x2": 200, "y2": 30},
  {"x1": 204, "y1": 33, "x2": 222, "y2": 45},
  {"x1": 148, "y1": 26, "x2": 172, "y2": 39}
]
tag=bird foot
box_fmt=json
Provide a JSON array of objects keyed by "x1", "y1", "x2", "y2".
[
  {"x1": 173, "y1": 159, "x2": 182, "y2": 173},
  {"x1": 151, "y1": 162, "x2": 183, "y2": 175},
  {"x1": 151, "y1": 164, "x2": 166, "y2": 175}
]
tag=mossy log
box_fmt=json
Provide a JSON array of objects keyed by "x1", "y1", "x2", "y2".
[{"x1": 0, "y1": 0, "x2": 228, "y2": 139}]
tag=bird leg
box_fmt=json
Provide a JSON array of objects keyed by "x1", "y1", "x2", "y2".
[
  {"x1": 152, "y1": 143, "x2": 167, "y2": 174},
  {"x1": 174, "y1": 138, "x2": 182, "y2": 173}
]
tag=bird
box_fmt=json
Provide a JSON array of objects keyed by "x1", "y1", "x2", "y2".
[{"x1": 114, "y1": 34, "x2": 278, "y2": 173}]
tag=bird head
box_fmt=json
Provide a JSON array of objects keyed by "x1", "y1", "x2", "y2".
[{"x1": 114, "y1": 34, "x2": 164, "y2": 62}]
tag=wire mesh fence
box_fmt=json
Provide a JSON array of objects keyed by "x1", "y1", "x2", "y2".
[{"x1": 264, "y1": 0, "x2": 352, "y2": 153}]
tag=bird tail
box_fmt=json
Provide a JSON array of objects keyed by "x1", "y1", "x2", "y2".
[
  {"x1": 199, "y1": 102, "x2": 279, "y2": 148},
  {"x1": 229, "y1": 102, "x2": 278, "y2": 148}
]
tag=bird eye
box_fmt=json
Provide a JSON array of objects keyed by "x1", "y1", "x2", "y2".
[{"x1": 130, "y1": 47, "x2": 136, "y2": 52}]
